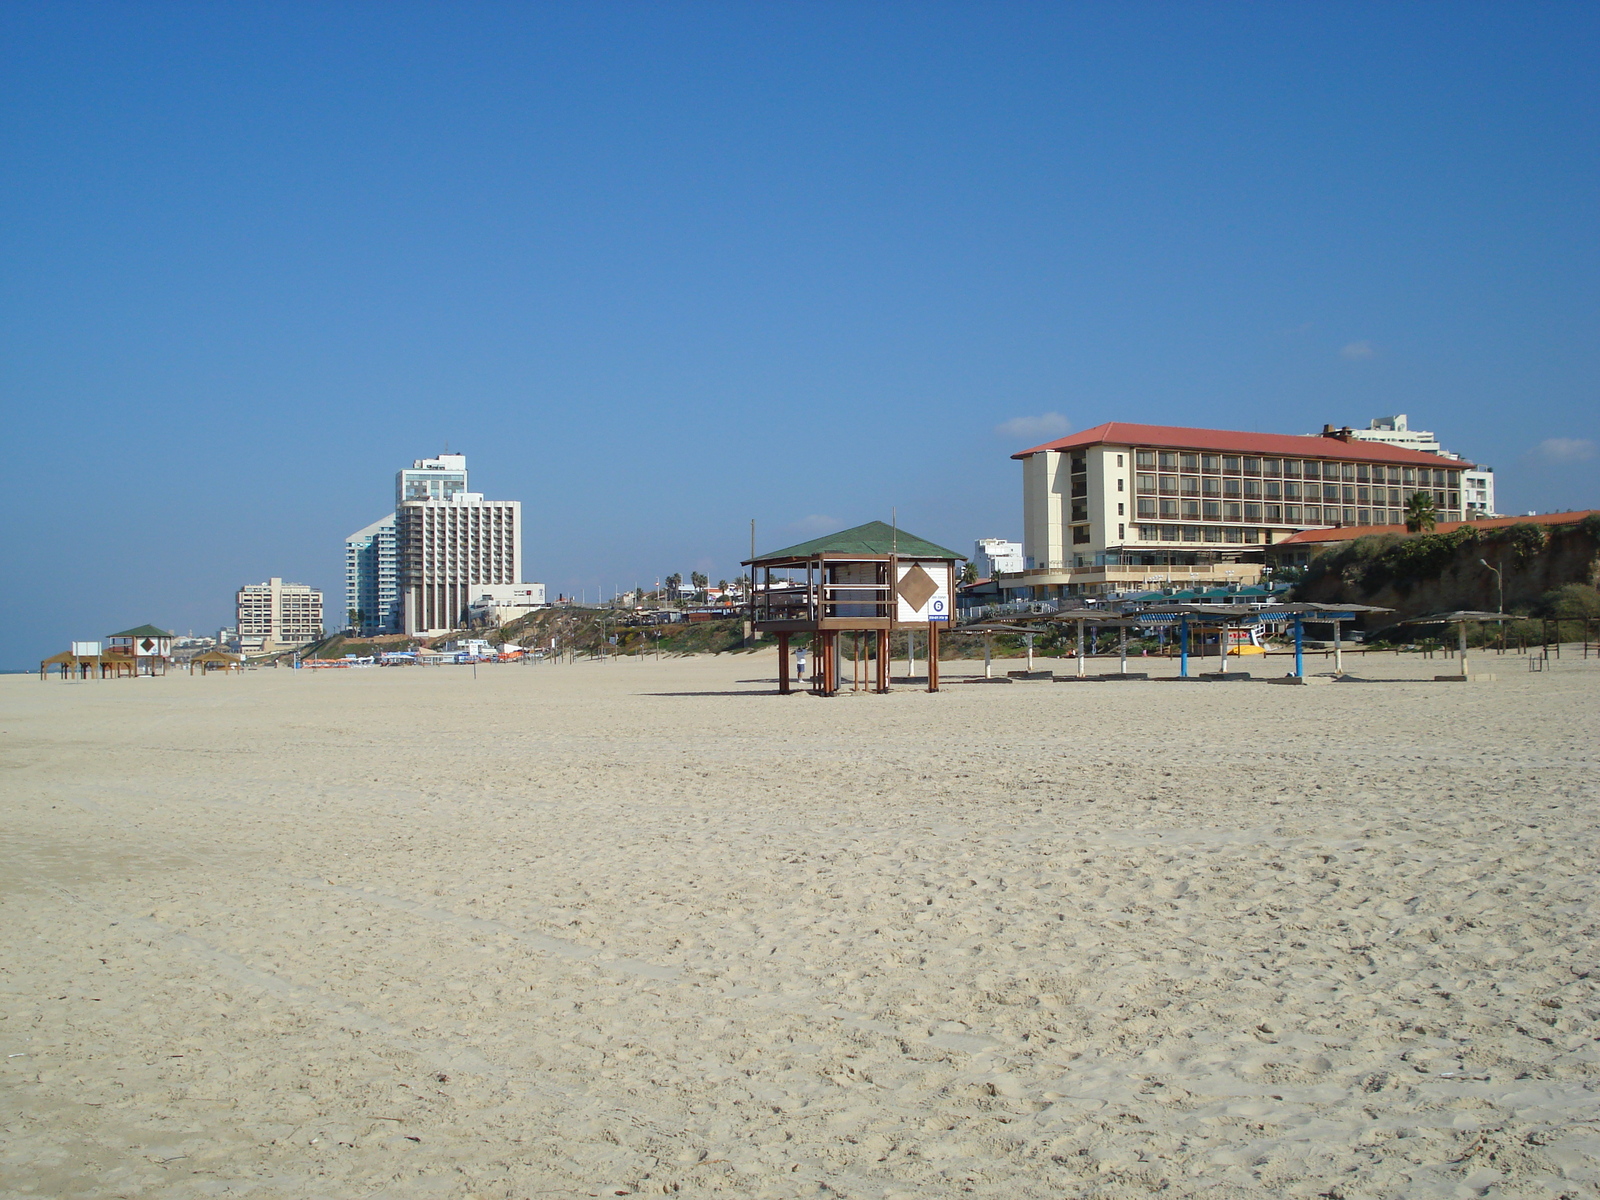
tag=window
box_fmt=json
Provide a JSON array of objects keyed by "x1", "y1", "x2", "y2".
[
  {"x1": 1117, "y1": 502, "x2": 1125, "y2": 515},
  {"x1": 1265, "y1": 504, "x2": 1282, "y2": 522},
  {"x1": 1243, "y1": 479, "x2": 1261, "y2": 497},
  {"x1": 1243, "y1": 457, "x2": 1261, "y2": 475},
  {"x1": 1243, "y1": 528, "x2": 1261, "y2": 544},
  {"x1": 1203, "y1": 500, "x2": 1221, "y2": 519},
  {"x1": 1072, "y1": 525, "x2": 1091, "y2": 544},
  {"x1": 1264, "y1": 480, "x2": 1281, "y2": 499},
  {"x1": 1284, "y1": 460, "x2": 1302, "y2": 477},
  {"x1": 1137, "y1": 498, "x2": 1156, "y2": 517},
  {"x1": 1181, "y1": 500, "x2": 1200, "y2": 518},
  {"x1": 1305, "y1": 505, "x2": 1321, "y2": 521},
  {"x1": 1161, "y1": 525, "x2": 1179, "y2": 540},
  {"x1": 1224, "y1": 502, "x2": 1241, "y2": 520},
  {"x1": 1180, "y1": 453, "x2": 1199, "y2": 471},
  {"x1": 1116, "y1": 454, "x2": 1124, "y2": 467},
  {"x1": 1136, "y1": 450, "x2": 1155, "y2": 467},
  {"x1": 1285, "y1": 504, "x2": 1301, "y2": 522},
  {"x1": 1118, "y1": 523, "x2": 1125, "y2": 540},
  {"x1": 1158, "y1": 451, "x2": 1178, "y2": 469},
  {"x1": 1182, "y1": 526, "x2": 1200, "y2": 542},
  {"x1": 1343, "y1": 507, "x2": 1356, "y2": 523},
  {"x1": 1158, "y1": 475, "x2": 1178, "y2": 494},
  {"x1": 1357, "y1": 486, "x2": 1369, "y2": 504},
  {"x1": 1264, "y1": 458, "x2": 1282, "y2": 476},
  {"x1": 1159, "y1": 499, "x2": 1178, "y2": 517},
  {"x1": 1225, "y1": 527, "x2": 1243, "y2": 543},
  {"x1": 1202, "y1": 477, "x2": 1221, "y2": 496},
  {"x1": 1358, "y1": 509, "x2": 1370, "y2": 525},
  {"x1": 1448, "y1": 492, "x2": 1459, "y2": 509},
  {"x1": 1356, "y1": 464, "x2": 1370, "y2": 482},
  {"x1": 1202, "y1": 454, "x2": 1220, "y2": 472},
  {"x1": 1070, "y1": 455, "x2": 1087, "y2": 474},
  {"x1": 1222, "y1": 455, "x2": 1240, "y2": 472},
  {"x1": 1136, "y1": 474, "x2": 1156, "y2": 493},
  {"x1": 1323, "y1": 483, "x2": 1340, "y2": 501},
  {"x1": 1203, "y1": 527, "x2": 1222, "y2": 542},
  {"x1": 1403, "y1": 468, "x2": 1416, "y2": 485},
  {"x1": 1223, "y1": 478, "x2": 1242, "y2": 498},
  {"x1": 1284, "y1": 481, "x2": 1301, "y2": 500},
  {"x1": 1244, "y1": 503, "x2": 1262, "y2": 520},
  {"x1": 1342, "y1": 485, "x2": 1356, "y2": 503},
  {"x1": 1389, "y1": 466, "x2": 1402, "y2": 483},
  {"x1": 1116, "y1": 478, "x2": 1124, "y2": 491},
  {"x1": 1181, "y1": 476, "x2": 1200, "y2": 496}
]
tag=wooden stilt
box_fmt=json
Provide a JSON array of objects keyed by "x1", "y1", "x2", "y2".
[
  {"x1": 778, "y1": 632, "x2": 791, "y2": 694},
  {"x1": 876, "y1": 629, "x2": 889, "y2": 692},
  {"x1": 927, "y1": 621, "x2": 940, "y2": 692}
]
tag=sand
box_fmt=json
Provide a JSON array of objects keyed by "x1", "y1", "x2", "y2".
[{"x1": 2, "y1": 649, "x2": 1598, "y2": 1199}]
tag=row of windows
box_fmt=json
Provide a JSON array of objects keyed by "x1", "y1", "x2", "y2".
[
  {"x1": 1136, "y1": 476, "x2": 1457, "y2": 505},
  {"x1": 1136, "y1": 526, "x2": 1264, "y2": 544},
  {"x1": 1137, "y1": 498, "x2": 1461, "y2": 524},
  {"x1": 1132, "y1": 449, "x2": 1453, "y2": 485}
]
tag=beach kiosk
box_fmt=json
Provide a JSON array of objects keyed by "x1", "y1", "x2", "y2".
[
  {"x1": 745, "y1": 520, "x2": 961, "y2": 695},
  {"x1": 105, "y1": 624, "x2": 174, "y2": 676}
]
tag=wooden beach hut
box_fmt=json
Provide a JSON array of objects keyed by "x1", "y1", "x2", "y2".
[{"x1": 744, "y1": 521, "x2": 962, "y2": 695}]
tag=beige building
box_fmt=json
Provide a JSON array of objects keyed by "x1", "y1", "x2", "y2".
[
  {"x1": 236, "y1": 578, "x2": 324, "y2": 652},
  {"x1": 400, "y1": 493, "x2": 522, "y2": 635},
  {"x1": 1012, "y1": 421, "x2": 1471, "y2": 598}
]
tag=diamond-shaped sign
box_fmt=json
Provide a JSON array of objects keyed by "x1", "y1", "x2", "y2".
[
  {"x1": 897, "y1": 563, "x2": 939, "y2": 612},
  {"x1": 140, "y1": 638, "x2": 156, "y2": 653}
]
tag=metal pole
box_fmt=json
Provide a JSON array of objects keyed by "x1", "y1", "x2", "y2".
[
  {"x1": 1119, "y1": 625, "x2": 1127, "y2": 674},
  {"x1": 1458, "y1": 620, "x2": 1469, "y2": 678},
  {"x1": 1077, "y1": 619, "x2": 1086, "y2": 677},
  {"x1": 1026, "y1": 632, "x2": 1034, "y2": 672},
  {"x1": 1294, "y1": 614, "x2": 1304, "y2": 678},
  {"x1": 1180, "y1": 615, "x2": 1189, "y2": 678},
  {"x1": 1333, "y1": 620, "x2": 1343, "y2": 676},
  {"x1": 984, "y1": 632, "x2": 992, "y2": 678}
]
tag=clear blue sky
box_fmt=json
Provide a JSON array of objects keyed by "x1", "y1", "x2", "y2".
[{"x1": 3, "y1": 2, "x2": 1596, "y2": 665}]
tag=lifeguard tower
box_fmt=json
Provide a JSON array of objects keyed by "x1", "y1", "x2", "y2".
[
  {"x1": 105, "y1": 624, "x2": 174, "y2": 676},
  {"x1": 744, "y1": 521, "x2": 961, "y2": 694}
]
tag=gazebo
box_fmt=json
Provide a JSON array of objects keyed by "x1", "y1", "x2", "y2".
[
  {"x1": 745, "y1": 520, "x2": 962, "y2": 694},
  {"x1": 188, "y1": 649, "x2": 244, "y2": 674}
]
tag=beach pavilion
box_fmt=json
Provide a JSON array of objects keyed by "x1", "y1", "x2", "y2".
[{"x1": 744, "y1": 520, "x2": 962, "y2": 695}]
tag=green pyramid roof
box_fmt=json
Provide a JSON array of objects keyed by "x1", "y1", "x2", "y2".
[
  {"x1": 107, "y1": 624, "x2": 174, "y2": 638},
  {"x1": 751, "y1": 520, "x2": 962, "y2": 562}
]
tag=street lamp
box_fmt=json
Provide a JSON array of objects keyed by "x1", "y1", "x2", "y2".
[{"x1": 1479, "y1": 558, "x2": 1503, "y2": 615}]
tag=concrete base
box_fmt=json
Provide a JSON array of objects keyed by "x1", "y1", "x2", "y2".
[
  {"x1": 1435, "y1": 673, "x2": 1497, "y2": 682},
  {"x1": 1007, "y1": 670, "x2": 1054, "y2": 680},
  {"x1": 1053, "y1": 674, "x2": 1100, "y2": 682},
  {"x1": 1268, "y1": 674, "x2": 1332, "y2": 686},
  {"x1": 1096, "y1": 672, "x2": 1150, "y2": 681},
  {"x1": 962, "y1": 676, "x2": 1015, "y2": 684},
  {"x1": 1199, "y1": 671, "x2": 1252, "y2": 681}
]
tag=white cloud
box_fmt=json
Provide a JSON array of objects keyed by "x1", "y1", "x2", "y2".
[
  {"x1": 1536, "y1": 437, "x2": 1597, "y2": 464},
  {"x1": 995, "y1": 412, "x2": 1072, "y2": 440},
  {"x1": 786, "y1": 514, "x2": 840, "y2": 536},
  {"x1": 1340, "y1": 341, "x2": 1376, "y2": 360}
]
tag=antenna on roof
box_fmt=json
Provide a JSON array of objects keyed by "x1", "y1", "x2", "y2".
[{"x1": 892, "y1": 507, "x2": 898, "y2": 554}]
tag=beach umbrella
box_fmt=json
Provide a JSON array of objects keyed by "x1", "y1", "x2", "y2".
[{"x1": 1398, "y1": 610, "x2": 1505, "y2": 679}]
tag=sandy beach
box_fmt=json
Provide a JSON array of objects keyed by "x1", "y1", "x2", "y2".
[{"x1": 3, "y1": 650, "x2": 1598, "y2": 1199}]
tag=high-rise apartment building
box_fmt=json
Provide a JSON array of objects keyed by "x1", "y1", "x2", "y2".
[
  {"x1": 236, "y1": 578, "x2": 323, "y2": 652},
  {"x1": 346, "y1": 452, "x2": 540, "y2": 637},
  {"x1": 1010, "y1": 421, "x2": 1472, "y2": 598},
  {"x1": 345, "y1": 514, "x2": 400, "y2": 635}
]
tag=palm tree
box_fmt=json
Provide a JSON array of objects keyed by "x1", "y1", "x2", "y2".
[
  {"x1": 1404, "y1": 491, "x2": 1438, "y2": 533},
  {"x1": 960, "y1": 562, "x2": 979, "y2": 585}
]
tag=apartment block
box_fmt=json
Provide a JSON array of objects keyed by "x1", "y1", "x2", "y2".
[
  {"x1": 236, "y1": 578, "x2": 324, "y2": 651},
  {"x1": 345, "y1": 513, "x2": 400, "y2": 635}
]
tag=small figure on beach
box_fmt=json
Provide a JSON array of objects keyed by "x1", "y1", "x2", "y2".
[{"x1": 795, "y1": 646, "x2": 807, "y2": 682}]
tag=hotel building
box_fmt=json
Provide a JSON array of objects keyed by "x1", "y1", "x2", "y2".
[
  {"x1": 1344, "y1": 416, "x2": 1498, "y2": 518},
  {"x1": 236, "y1": 578, "x2": 324, "y2": 652},
  {"x1": 1011, "y1": 421, "x2": 1472, "y2": 598}
]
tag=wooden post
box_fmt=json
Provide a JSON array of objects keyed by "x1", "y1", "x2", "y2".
[
  {"x1": 876, "y1": 629, "x2": 889, "y2": 692},
  {"x1": 927, "y1": 621, "x2": 939, "y2": 691},
  {"x1": 778, "y1": 632, "x2": 791, "y2": 694}
]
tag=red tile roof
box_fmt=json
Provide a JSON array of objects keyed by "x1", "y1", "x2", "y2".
[
  {"x1": 1011, "y1": 421, "x2": 1474, "y2": 469},
  {"x1": 1275, "y1": 509, "x2": 1599, "y2": 546}
]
